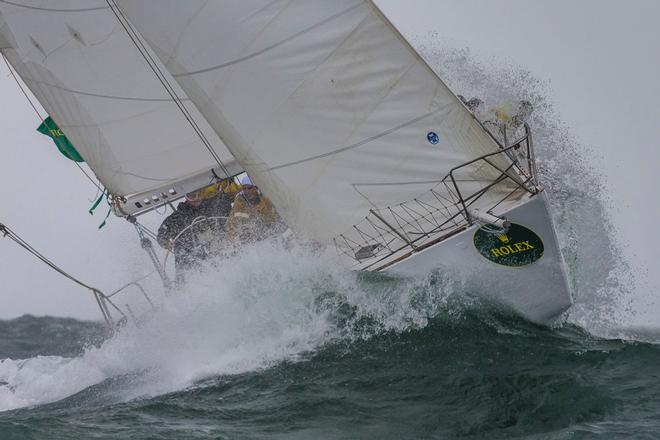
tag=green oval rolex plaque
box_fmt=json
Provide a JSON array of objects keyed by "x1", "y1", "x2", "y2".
[{"x1": 473, "y1": 223, "x2": 544, "y2": 267}]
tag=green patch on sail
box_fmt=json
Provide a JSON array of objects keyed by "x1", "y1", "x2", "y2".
[{"x1": 37, "y1": 117, "x2": 84, "y2": 162}]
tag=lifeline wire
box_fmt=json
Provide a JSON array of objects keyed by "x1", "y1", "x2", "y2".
[{"x1": 0, "y1": 221, "x2": 125, "y2": 324}]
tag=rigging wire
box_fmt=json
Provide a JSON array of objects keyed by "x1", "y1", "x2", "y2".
[
  {"x1": 2, "y1": 53, "x2": 106, "y2": 195},
  {"x1": 131, "y1": 221, "x2": 171, "y2": 289},
  {"x1": 104, "y1": 0, "x2": 230, "y2": 179},
  {"x1": 0, "y1": 221, "x2": 125, "y2": 324},
  {"x1": 74, "y1": 162, "x2": 106, "y2": 194},
  {"x1": 133, "y1": 219, "x2": 158, "y2": 241},
  {"x1": 2, "y1": 53, "x2": 43, "y2": 122}
]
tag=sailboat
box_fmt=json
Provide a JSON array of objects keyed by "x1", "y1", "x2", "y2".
[{"x1": 0, "y1": 0, "x2": 572, "y2": 324}]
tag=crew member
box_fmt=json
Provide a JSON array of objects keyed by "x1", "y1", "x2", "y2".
[
  {"x1": 157, "y1": 179, "x2": 238, "y2": 275},
  {"x1": 224, "y1": 176, "x2": 285, "y2": 244}
]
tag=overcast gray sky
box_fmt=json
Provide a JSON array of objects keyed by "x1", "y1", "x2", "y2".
[{"x1": 1, "y1": 1, "x2": 658, "y2": 323}]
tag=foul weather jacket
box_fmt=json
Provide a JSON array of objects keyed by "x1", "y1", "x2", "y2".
[
  {"x1": 157, "y1": 193, "x2": 233, "y2": 269},
  {"x1": 224, "y1": 194, "x2": 285, "y2": 244}
]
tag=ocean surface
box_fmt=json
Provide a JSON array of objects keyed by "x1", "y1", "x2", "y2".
[
  {"x1": 2, "y1": 301, "x2": 660, "y2": 439},
  {"x1": 0, "y1": 229, "x2": 657, "y2": 440}
]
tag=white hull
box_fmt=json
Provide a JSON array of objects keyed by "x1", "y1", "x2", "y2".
[{"x1": 383, "y1": 192, "x2": 572, "y2": 324}]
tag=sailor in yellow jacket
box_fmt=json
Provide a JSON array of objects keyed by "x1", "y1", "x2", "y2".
[
  {"x1": 217, "y1": 178, "x2": 242, "y2": 199},
  {"x1": 224, "y1": 176, "x2": 285, "y2": 244}
]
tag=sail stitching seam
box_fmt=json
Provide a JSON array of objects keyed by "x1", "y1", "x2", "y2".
[
  {"x1": 0, "y1": 0, "x2": 108, "y2": 12},
  {"x1": 172, "y1": 2, "x2": 364, "y2": 77},
  {"x1": 267, "y1": 111, "x2": 435, "y2": 171}
]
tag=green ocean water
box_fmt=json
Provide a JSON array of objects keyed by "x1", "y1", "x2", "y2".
[{"x1": 1, "y1": 305, "x2": 659, "y2": 439}]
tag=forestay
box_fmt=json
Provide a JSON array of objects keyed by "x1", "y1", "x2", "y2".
[
  {"x1": 116, "y1": 0, "x2": 528, "y2": 246},
  {"x1": 0, "y1": 0, "x2": 241, "y2": 215}
]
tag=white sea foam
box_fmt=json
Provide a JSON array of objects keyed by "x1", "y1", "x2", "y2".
[
  {"x1": 0, "y1": 232, "x2": 473, "y2": 413},
  {"x1": 0, "y1": 356, "x2": 105, "y2": 411},
  {"x1": 0, "y1": 240, "x2": 457, "y2": 412},
  {"x1": 0, "y1": 242, "x2": 327, "y2": 411}
]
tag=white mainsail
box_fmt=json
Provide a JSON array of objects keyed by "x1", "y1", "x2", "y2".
[
  {"x1": 116, "y1": 0, "x2": 529, "y2": 255},
  {"x1": 0, "y1": 0, "x2": 241, "y2": 215}
]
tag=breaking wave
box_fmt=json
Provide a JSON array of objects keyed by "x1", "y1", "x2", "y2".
[{"x1": 0, "y1": 240, "x2": 470, "y2": 412}]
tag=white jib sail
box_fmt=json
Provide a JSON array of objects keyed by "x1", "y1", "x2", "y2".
[
  {"x1": 117, "y1": 0, "x2": 528, "y2": 252},
  {"x1": 0, "y1": 0, "x2": 241, "y2": 213}
]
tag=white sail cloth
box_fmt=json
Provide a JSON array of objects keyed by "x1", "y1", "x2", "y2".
[
  {"x1": 0, "y1": 0, "x2": 238, "y2": 200},
  {"x1": 117, "y1": 0, "x2": 526, "y2": 244}
]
